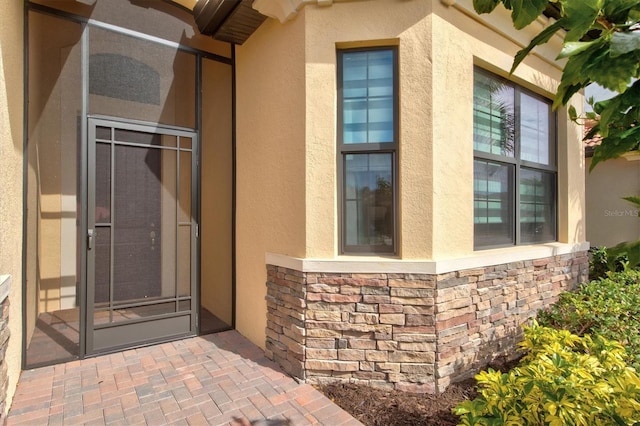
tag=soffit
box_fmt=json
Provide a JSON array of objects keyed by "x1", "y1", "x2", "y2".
[
  {"x1": 74, "y1": 0, "x2": 267, "y2": 44},
  {"x1": 192, "y1": 0, "x2": 267, "y2": 45}
]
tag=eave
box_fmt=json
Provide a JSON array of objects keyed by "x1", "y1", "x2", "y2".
[
  {"x1": 192, "y1": 0, "x2": 266, "y2": 44},
  {"x1": 182, "y1": 0, "x2": 336, "y2": 45}
]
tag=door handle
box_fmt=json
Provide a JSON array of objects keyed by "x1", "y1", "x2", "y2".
[{"x1": 88, "y1": 229, "x2": 94, "y2": 250}]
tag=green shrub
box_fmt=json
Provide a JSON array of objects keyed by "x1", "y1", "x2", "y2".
[
  {"x1": 454, "y1": 324, "x2": 640, "y2": 426},
  {"x1": 537, "y1": 270, "x2": 640, "y2": 369},
  {"x1": 589, "y1": 246, "x2": 628, "y2": 280}
]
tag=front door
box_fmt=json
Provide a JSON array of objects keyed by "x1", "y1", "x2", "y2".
[{"x1": 87, "y1": 117, "x2": 197, "y2": 354}]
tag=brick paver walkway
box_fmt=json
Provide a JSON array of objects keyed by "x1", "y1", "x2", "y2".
[{"x1": 8, "y1": 331, "x2": 361, "y2": 425}]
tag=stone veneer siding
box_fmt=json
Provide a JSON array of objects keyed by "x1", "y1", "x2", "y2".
[
  {"x1": 0, "y1": 287, "x2": 10, "y2": 418},
  {"x1": 265, "y1": 252, "x2": 589, "y2": 393}
]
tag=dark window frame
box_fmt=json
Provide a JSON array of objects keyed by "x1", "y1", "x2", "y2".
[
  {"x1": 337, "y1": 46, "x2": 399, "y2": 255},
  {"x1": 473, "y1": 67, "x2": 558, "y2": 250}
]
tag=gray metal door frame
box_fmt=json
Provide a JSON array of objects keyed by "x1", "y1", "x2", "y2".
[{"x1": 86, "y1": 116, "x2": 198, "y2": 355}]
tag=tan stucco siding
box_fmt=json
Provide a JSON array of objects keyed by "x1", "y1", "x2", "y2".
[
  {"x1": 429, "y1": 2, "x2": 586, "y2": 257},
  {"x1": 235, "y1": 0, "x2": 587, "y2": 348},
  {"x1": 304, "y1": 1, "x2": 435, "y2": 259},
  {"x1": 586, "y1": 154, "x2": 640, "y2": 247},
  {"x1": 235, "y1": 16, "x2": 307, "y2": 346},
  {"x1": 201, "y1": 60, "x2": 234, "y2": 327},
  {"x1": 0, "y1": 0, "x2": 24, "y2": 413},
  {"x1": 558, "y1": 107, "x2": 587, "y2": 245},
  {"x1": 302, "y1": 0, "x2": 585, "y2": 260}
]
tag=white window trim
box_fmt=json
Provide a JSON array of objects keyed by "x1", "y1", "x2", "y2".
[{"x1": 266, "y1": 241, "x2": 590, "y2": 275}]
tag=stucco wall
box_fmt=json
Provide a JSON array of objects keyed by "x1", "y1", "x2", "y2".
[
  {"x1": 586, "y1": 154, "x2": 640, "y2": 247},
  {"x1": 0, "y1": 0, "x2": 24, "y2": 413},
  {"x1": 201, "y1": 59, "x2": 233, "y2": 326},
  {"x1": 236, "y1": 0, "x2": 586, "y2": 349},
  {"x1": 302, "y1": 0, "x2": 585, "y2": 260},
  {"x1": 303, "y1": 1, "x2": 436, "y2": 259},
  {"x1": 235, "y1": 15, "x2": 307, "y2": 346}
]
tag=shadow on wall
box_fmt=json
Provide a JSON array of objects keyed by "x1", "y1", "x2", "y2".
[
  {"x1": 0, "y1": 9, "x2": 26, "y2": 153},
  {"x1": 461, "y1": 324, "x2": 523, "y2": 382}
]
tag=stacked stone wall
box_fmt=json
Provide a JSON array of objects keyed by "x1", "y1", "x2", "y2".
[
  {"x1": 265, "y1": 266, "x2": 307, "y2": 379},
  {"x1": 265, "y1": 252, "x2": 588, "y2": 393},
  {"x1": 0, "y1": 293, "x2": 10, "y2": 418}
]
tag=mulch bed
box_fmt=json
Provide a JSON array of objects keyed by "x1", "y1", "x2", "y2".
[
  {"x1": 315, "y1": 357, "x2": 521, "y2": 425},
  {"x1": 316, "y1": 379, "x2": 476, "y2": 425}
]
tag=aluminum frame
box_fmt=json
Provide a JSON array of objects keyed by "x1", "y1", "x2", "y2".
[
  {"x1": 86, "y1": 116, "x2": 199, "y2": 355},
  {"x1": 23, "y1": 2, "x2": 235, "y2": 366}
]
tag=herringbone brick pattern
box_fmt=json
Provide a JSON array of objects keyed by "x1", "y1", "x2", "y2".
[{"x1": 8, "y1": 331, "x2": 361, "y2": 425}]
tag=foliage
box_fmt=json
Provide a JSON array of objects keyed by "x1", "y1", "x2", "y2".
[
  {"x1": 589, "y1": 245, "x2": 629, "y2": 279},
  {"x1": 604, "y1": 196, "x2": 640, "y2": 270},
  {"x1": 603, "y1": 240, "x2": 640, "y2": 272},
  {"x1": 454, "y1": 324, "x2": 640, "y2": 425},
  {"x1": 537, "y1": 270, "x2": 640, "y2": 369},
  {"x1": 473, "y1": 0, "x2": 640, "y2": 169}
]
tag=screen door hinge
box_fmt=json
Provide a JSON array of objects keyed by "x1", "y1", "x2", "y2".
[{"x1": 195, "y1": 224, "x2": 199, "y2": 238}]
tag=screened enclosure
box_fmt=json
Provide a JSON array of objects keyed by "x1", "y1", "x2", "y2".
[{"x1": 26, "y1": 0, "x2": 233, "y2": 366}]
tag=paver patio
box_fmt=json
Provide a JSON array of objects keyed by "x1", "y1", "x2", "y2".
[{"x1": 7, "y1": 331, "x2": 361, "y2": 425}]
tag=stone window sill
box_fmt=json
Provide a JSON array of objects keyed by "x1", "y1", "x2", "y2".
[{"x1": 266, "y1": 241, "x2": 590, "y2": 275}]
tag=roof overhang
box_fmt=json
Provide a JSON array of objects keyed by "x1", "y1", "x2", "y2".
[
  {"x1": 187, "y1": 0, "x2": 336, "y2": 44},
  {"x1": 191, "y1": 0, "x2": 267, "y2": 45},
  {"x1": 73, "y1": 0, "x2": 265, "y2": 44},
  {"x1": 74, "y1": 0, "x2": 339, "y2": 45}
]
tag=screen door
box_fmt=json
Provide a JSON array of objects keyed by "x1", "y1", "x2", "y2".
[{"x1": 86, "y1": 117, "x2": 197, "y2": 354}]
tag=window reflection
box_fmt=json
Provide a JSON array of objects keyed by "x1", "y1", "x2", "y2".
[
  {"x1": 473, "y1": 73, "x2": 515, "y2": 157},
  {"x1": 342, "y1": 50, "x2": 394, "y2": 144},
  {"x1": 344, "y1": 153, "x2": 393, "y2": 248}
]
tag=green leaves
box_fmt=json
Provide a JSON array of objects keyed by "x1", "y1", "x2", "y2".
[
  {"x1": 557, "y1": 40, "x2": 601, "y2": 59},
  {"x1": 474, "y1": 1, "x2": 640, "y2": 262},
  {"x1": 512, "y1": 20, "x2": 565, "y2": 74},
  {"x1": 475, "y1": 0, "x2": 640, "y2": 166},
  {"x1": 604, "y1": 0, "x2": 640, "y2": 24},
  {"x1": 561, "y1": 0, "x2": 603, "y2": 41},
  {"x1": 587, "y1": 49, "x2": 638, "y2": 93},
  {"x1": 589, "y1": 80, "x2": 640, "y2": 168},
  {"x1": 611, "y1": 31, "x2": 640, "y2": 57},
  {"x1": 538, "y1": 270, "x2": 640, "y2": 369},
  {"x1": 623, "y1": 195, "x2": 640, "y2": 206},
  {"x1": 590, "y1": 125, "x2": 640, "y2": 168},
  {"x1": 454, "y1": 324, "x2": 640, "y2": 425},
  {"x1": 473, "y1": 0, "x2": 502, "y2": 13},
  {"x1": 508, "y1": 0, "x2": 551, "y2": 29},
  {"x1": 474, "y1": 0, "x2": 550, "y2": 29}
]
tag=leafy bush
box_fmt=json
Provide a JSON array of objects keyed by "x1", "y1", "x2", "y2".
[
  {"x1": 454, "y1": 324, "x2": 640, "y2": 426},
  {"x1": 588, "y1": 246, "x2": 628, "y2": 280},
  {"x1": 537, "y1": 270, "x2": 640, "y2": 369}
]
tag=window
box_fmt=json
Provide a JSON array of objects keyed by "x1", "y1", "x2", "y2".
[
  {"x1": 473, "y1": 68, "x2": 557, "y2": 249},
  {"x1": 338, "y1": 47, "x2": 398, "y2": 254}
]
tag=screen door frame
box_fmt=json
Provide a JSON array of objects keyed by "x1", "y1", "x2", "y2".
[{"x1": 86, "y1": 116, "x2": 198, "y2": 355}]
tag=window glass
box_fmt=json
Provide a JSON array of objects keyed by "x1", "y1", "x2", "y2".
[
  {"x1": 520, "y1": 93, "x2": 551, "y2": 165},
  {"x1": 342, "y1": 50, "x2": 394, "y2": 144},
  {"x1": 474, "y1": 160, "x2": 514, "y2": 248},
  {"x1": 344, "y1": 153, "x2": 394, "y2": 248},
  {"x1": 473, "y1": 72, "x2": 515, "y2": 157},
  {"x1": 339, "y1": 47, "x2": 397, "y2": 254},
  {"x1": 473, "y1": 68, "x2": 556, "y2": 249},
  {"x1": 520, "y1": 169, "x2": 556, "y2": 243}
]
